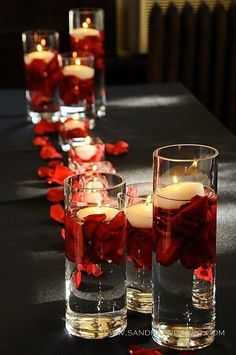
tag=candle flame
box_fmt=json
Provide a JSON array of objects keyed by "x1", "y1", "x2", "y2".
[
  {"x1": 36, "y1": 44, "x2": 43, "y2": 52},
  {"x1": 192, "y1": 159, "x2": 198, "y2": 168},
  {"x1": 72, "y1": 51, "x2": 77, "y2": 58},
  {"x1": 173, "y1": 176, "x2": 178, "y2": 184},
  {"x1": 40, "y1": 39, "x2": 46, "y2": 47},
  {"x1": 92, "y1": 164, "x2": 98, "y2": 172},
  {"x1": 82, "y1": 21, "x2": 88, "y2": 29},
  {"x1": 86, "y1": 17, "x2": 91, "y2": 25},
  {"x1": 145, "y1": 194, "x2": 152, "y2": 205},
  {"x1": 85, "y1": 136, "x2": 92, "y2": 144},
  {"x1": 75, "y1": 58, "x2": 81, "y2": 65}
]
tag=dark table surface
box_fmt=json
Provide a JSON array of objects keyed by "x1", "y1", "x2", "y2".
[{"x1": 0, "y1": 84, "x2": 235, "y2": 355}]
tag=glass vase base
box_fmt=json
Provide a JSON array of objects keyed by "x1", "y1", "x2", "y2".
[
  {"x1": 152, "y1": 322, "x2": 215, "y2": 350},
  {"x1": 127, "y1": 288, "x2": 152, "y2": 314},
  {"x1": 66, "y1": 307, "x2": 127, "y2": 339}
]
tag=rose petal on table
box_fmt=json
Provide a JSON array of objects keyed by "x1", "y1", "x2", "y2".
[
  {"x1": 60, "y1": 228, "x2": 65, "y2": 240},
  {"x1": 47, "y1": 160, "x2": 64, "y2": 167},
  {"x1": 32, "y1": 136, "x2": 50, "y2": 146},
  {"x1": 47, "y1": 165, "x2": 75, "y2": 185},
  {"x1": 40, "y1": 144, "x2": 63, "y2": 160},
  {"x1": 50, "y1": 204, "x2": 65, "y2": 223},
  {"x1": 37, "y1": 166, "x2": 52, "y2": 178},
  {"x1": 129, "y1": 345, "x2": 162, "y2": 355},
  {"x1": 46, "y1": 188, "x2": 64, "y2": 203},
  {"x1": 34, "y1": 120, "x2": 58, "y2": 135},
  {"x1": 105, "y1": 140, "x2": 129, "y2": 155}
]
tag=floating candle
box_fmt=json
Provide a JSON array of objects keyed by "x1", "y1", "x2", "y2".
[
  {"x1": 24, "y1": 44, "x2": 54, "y2": 65},
  {"x1": 62, "y1": 64, "x2": 94, "y2": 80},
  {"x1": 155, "y1": 181, "x2": 205, "y2": 209},
  {"x1": 126, "y1": 196, "x2": 153, "y2": 229},
  {"x1": 70, "y1": 27, "x2": 99, "y2": 39}
]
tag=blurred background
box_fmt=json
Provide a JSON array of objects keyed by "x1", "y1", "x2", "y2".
[{"x1": 0, "y1": 0, "x2": 235, "y2": 132}]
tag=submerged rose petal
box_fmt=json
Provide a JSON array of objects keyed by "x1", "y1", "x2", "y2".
[
  {"x1": 46, "y1": 188, "x2": 64, "y2": 203},
  {"x1": 65, "y1": 212, "x2": 84, "y2": 263},
  {"x1": 194, "y1": 266, "x2": 214, "y2": 284},
  {"x1": 72, "y1": 270, "x2": 82, "y2": 289},
  {"x1": 50, "y1": 204, "x2": 65, "y2": 224},
  {"x1": 105, "y1": 140, "x2": 129, "y2": 155},
  {"x1": 40, "y1": 144, "x2": 63, "y2": 160},
  {"x1": 153, "y1": 194, "x2": 217, "y2": 269},
  {"x1": 86, "y1": 263, "x2": 103, "y2": 276},
  {"x1": 127, "y1": 222, "x2": 152, "y2": 269}
]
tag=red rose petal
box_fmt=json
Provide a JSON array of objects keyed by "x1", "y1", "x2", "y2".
[
  {"x1": 105, "y1": 140, "x2": 129, "y2": 155},
  {"x1": 37, "y1": 166, "x2": 52, "y2": 178},
  {"x1": 50, "y1": 204, "x2": 65, "y2": 224},
  {"x1": 34, "y1": 120, "x2": 58, "y2": 135},
  {"x1": 48, "y1": 160, "x2": 64, "y2": 167},
  {"x1": 46, "y1": 188, "x2": 64, "y2": 203},
  {"x1": 60, "y1": 228, "x2": 66, "y2": 240},
  {"x1": 194, "y1": 266, "x2": 213, "y2": 284},
  {"x1": 86, "y1": 263, "x2": 103, "y2": 277},
  {"x1": 72, "y1": 270, "x2": 82, "y2": 289},
  {"x1": 65, "y1": 212, "x2": 84, "y2": 263},
  {"x1": 129, "y1": 345, "x2": 162, "y2": 355},
  {"x1": 40, "y1": 144, "x2": 63, "y2": 160},
  {"x1": 33, "y1": 136, "x2": 50, "y2": 146},
  {"x1": 47, "y1": 165, "x2": 75, "y2": 185}
]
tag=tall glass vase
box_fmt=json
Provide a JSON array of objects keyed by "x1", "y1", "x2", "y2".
[
  {"x1": 152, "y1": 144, "x2": 218, "y2": 350},
  {"x1": 64, "y1": 173, "x2": 127, "y2": 338}
]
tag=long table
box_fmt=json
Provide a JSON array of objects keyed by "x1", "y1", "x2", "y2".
[{"x1": 0, "y1": 84, "x2": 235, "y2": 354}]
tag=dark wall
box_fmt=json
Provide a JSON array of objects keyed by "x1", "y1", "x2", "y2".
[{"x1": 0, "y1": 0, "x2": 117, "y2": 88}]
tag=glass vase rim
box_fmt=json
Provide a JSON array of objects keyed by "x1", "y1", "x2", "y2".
[
  {"x1": 153, "y1": 144, "x2": 219, "y2": 162},
  {"x1": 60, "y1": 51, "x2": 95, "y2": 61},
  {"x1": 69, "y1": 8, "x2": 104, "y2": 14},
  {"x1": 64, "y1": 173, "x2": 126, "y2": 192},
  {"x1": 22, "y1": 29, "x2": 59, "y2": 36}
]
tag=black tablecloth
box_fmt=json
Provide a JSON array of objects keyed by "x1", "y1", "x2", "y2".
[{"x1": 0, "y1": 84, "x2": 235, "y2": 355}]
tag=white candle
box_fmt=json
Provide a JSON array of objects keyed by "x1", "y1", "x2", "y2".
[
  {"x1": 155, "y1": 182, "x2": 205, "y2": 209},
  {"x1": 24, "y1": 51, "x2": 54, "y2": 65},
  {"x1": 77, "y1": 206, "x2": 119, "y2": 221},
  {"x1": 62, "y1": 64, "x2": 94, "y2": 80},
  {"x1": 84, "y1": 179, "x2": 104, "y2": 204},
  {"x1": 75, "y1": 144, "x2": 97, "y2": 161},
  {"x1": 126, "y1": 198, "x2": 153, "y2": 229},
  {"x1": 63, "y1": 119, "x2": 85, "y2": 131},
  {"x1": 71, "y1": 28, "x2": 99, "y2": 39}
]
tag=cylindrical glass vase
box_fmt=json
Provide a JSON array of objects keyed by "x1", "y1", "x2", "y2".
[
  {"x1": 22, "y1": 29, "x2": 60, "y2": 123},
  {"x1": 152, "y1": 144, "x2": 218, "y2": 350},
  {"x1": 69, "y1": 8, "x2": 106, "y2": 118},
  {"x1": 64, "y1": 173, "x2": 127, "y2": 338},
  {"x1": 126, "y1": 182, "x2": 153, "y2": 313}
]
